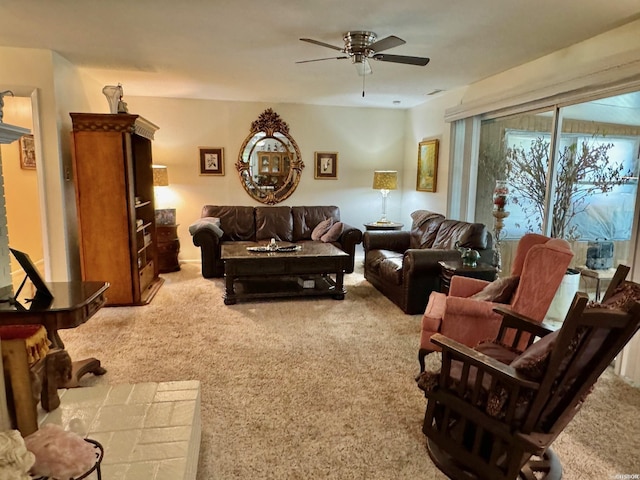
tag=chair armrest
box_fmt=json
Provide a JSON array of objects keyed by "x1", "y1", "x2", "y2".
[
  {"x1": 449, "y1": 276, "x2": 491, "y2": 297},
  {"x1": 192, "y1": 229, "x2": 222, "y2": 278},
  {"x1": 404, "y1": 249, "x2": 462, "y2": 272},
  {"x1": 192, "y1": 228, "x2": 221, "y2": 249},
  {"x1": 432, "y1": 334, "x2": 541, "y2": 390},
  {"x1": 363, "y1": 231, "x2": 410, "y2": 252},
  {"x1": 492, "y1": 305, "x2": 555, "y2": 350},
  {"x1": 338, "y1": 222, "x2": 363, "y2": 247}
]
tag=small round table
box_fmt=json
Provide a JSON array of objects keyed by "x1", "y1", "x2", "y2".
[{"x1": 364, "y1": 222, "x2": 404, "y2": 231}]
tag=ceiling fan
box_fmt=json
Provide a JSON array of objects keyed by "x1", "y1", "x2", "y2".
[{"x1": 297, "y1": 31, "x2": 430, "y2": 77}]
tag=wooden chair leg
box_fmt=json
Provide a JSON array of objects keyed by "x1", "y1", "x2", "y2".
[{"x1": 418, "y1": 348, "x2": 431, "y2": 373}]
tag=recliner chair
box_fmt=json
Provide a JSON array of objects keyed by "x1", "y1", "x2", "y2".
[{"x1": 419, "y1": 233, "x2": 574, "y2": 371}]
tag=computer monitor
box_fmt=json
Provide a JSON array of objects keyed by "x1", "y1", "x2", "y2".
[{"x1": 9, "y1": 247, "x2": 53, "y2": 308}]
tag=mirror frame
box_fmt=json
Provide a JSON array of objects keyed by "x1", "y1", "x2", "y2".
[{"x1": 235, "y1": 109, "x2": 304, "y2": 204}]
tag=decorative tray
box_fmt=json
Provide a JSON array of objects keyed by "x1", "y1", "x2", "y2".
[{"x1": 246, "y1": 245, "x2": 301, "y2": 253}]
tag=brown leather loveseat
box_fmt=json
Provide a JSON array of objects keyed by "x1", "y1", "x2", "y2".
[
  {"x1": 363, "y1": 210, "x2": 493, "y2": 314},
  {"x1": 191, "y1": 205, "x2": 363, "y2": 278}
]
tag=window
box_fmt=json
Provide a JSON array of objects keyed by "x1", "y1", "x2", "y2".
[{"x1": 472, "y1": 91, "x2": 640, "y2": 275}]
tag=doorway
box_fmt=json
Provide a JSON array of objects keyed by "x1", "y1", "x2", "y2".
[{"x1": 0, "y1": 95, "x2": 45, "y2": 291}]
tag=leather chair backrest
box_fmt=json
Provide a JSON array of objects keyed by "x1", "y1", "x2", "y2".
[
  {"x1": 432, "y1": 220, "x2": 489, "y2": 250},
  {"x1": 409, "y1": 210, "x2": 445, "y2": 249},
  {"x1": 255, "y1": 206, "x2": 293, "y2": 241},
  {"x1": 201, "y1": 205, "x2": 255, "y2": 241}
]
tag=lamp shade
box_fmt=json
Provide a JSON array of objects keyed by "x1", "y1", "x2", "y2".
[
  {"x1": 152, "y1": 165, "x2": 169, "y2": 186},
  {"x1": 372, "y1": 170, "x2": 397, "y2": 190}
]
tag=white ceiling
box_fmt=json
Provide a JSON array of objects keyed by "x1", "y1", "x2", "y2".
[{"x1": 2, "y1": 0, "x2": 640, "y2": 109}]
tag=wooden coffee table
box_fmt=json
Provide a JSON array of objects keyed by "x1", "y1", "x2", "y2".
[{"x1": 221, "y1": 242, "x2": 349, "y2": 304}]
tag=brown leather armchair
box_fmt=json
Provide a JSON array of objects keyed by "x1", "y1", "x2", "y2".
[{"x1": 363, "y1": 211, "x2": 493, "y2": 314}]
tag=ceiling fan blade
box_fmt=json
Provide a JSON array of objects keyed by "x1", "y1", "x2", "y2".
[
  {"x1": 373, "y1": 53, "x2": 430, "y2": 66},
  {"x1": 300, "y1": 38, "x2": 344, "y2": 52},
  {"x1": 368, "y1": 35, "x2": 405, "y2": 53},
  {"x1": 354, "y1": 59, "x2": 372, "y2": 76},
  {"x1": 296, "y1": 56, "x2": 348, "y2": 64}
]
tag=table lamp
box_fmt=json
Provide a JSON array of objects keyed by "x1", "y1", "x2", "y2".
[
  {"x1": 152, "y1": 165, "x2": 176, "y2": 225},
  {"x1": 372, "y1": 170, "x2": 397, "y2": 224},
  {"x1": 152, "y1": 165, "x2": 169, "y2": 187}
]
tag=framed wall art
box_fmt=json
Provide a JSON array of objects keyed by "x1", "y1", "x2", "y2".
[
  {"x1": 199, "y1": 147, "x2": 224, "y2": 175},
  {"x1": 314, "y1": 152, "x2": 338, "y2": 179},
  {"x1": 19, "y1": 134, "x2": 36, "y2": 170},
  {"x1": 416, "y1": 139, "x2": 439, "y2": 192}
]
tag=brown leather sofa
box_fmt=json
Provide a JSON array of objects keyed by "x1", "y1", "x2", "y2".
[
  {"x1": 192, "y1": 205, "x2": 363, "y2": 278},
  {"x1": 363, "y1": 210, "x2": 493, "y2": 314}
]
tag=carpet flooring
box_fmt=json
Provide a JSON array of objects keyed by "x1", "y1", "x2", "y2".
[{"x1": 59, "y1": 261, "x2": 640, "y2": 479}]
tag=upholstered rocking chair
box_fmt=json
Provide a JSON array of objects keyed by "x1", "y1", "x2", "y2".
[
  {"x1": 419, "y1": 233, "x2": 574, "y2": 372},
  {"x1": 416, "y1": 264, "x2": 639, "y2": 480}
]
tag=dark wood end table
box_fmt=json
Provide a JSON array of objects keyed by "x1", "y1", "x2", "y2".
[
  {"x1": 364, "y1": 222, "x2": 404, "y2": 231},
  {"x1": 438, "y1": 260, "x2": 497, "y2": 294},
  {"x1": 157, "y1": 224, "x2": 181, "y2": 273}
]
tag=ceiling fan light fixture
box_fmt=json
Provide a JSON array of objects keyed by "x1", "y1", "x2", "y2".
[{"x1": 353, "y1": 55, "x2": 372, "y2": 76}]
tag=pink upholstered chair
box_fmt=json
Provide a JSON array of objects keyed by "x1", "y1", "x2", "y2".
[{"x1": 418, "y1": 233, "x2": 574, "y2": 372}]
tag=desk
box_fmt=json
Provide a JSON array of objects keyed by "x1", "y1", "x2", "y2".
[{"x1": 0, "y1": 281, "x2": 109, "y2": 387}]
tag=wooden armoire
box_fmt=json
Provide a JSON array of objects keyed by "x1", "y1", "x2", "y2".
[{"x1": 70, "y1": 113, "x2": 163, "y2": 306}]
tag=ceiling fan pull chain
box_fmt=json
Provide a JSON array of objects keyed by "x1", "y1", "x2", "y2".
[{"x1": 362, "y1": 73, "x2": 366, "y2": 97}]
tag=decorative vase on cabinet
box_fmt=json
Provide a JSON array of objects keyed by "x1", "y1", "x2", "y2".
[{"x1": 70, "y1": 113, "x2": 164, "y2": 306}]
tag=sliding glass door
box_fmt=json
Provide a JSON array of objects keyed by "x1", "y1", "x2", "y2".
[{"x1": 473, "y1": 91, "x2": 640, "y2": 283}]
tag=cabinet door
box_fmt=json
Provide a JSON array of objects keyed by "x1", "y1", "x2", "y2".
[{"x1": 72, "y1": 131, "x2": 135, "y2": 304}]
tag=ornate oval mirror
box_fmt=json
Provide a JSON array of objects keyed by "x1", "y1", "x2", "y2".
[{"x1": 236, "y1": 109, "x2": 304, "y2": 204}]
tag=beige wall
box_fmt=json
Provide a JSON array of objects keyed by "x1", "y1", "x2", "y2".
[
  {"x1": 126, "y1": 97, "x2": 406, "y2": 261},
  {"x1": 402, "y1": 88, "x2": 466, "y2": 223}
]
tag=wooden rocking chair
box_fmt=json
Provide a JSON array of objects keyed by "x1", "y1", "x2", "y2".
[{"x1": 417, "y1": 264, "x2": 640, "y2": 480}]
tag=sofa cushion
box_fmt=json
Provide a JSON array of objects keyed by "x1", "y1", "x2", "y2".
[
  {"x1": 255, "y1": 206, "x2": 293, "y2": 241},
  {"x1": 432, "y1": 220, "x2": 488, "y2": 250},
  {"x1": 201, "y1": 205, "x2": 255, "y2": 241},
  {"x1": 365, "y1": 249, "x2": 402, "y2": 272},
  {"x1": 292, "y1": 206, "x2": 340, "y2": 241},
  {"x1": 378, "y1": 257, "x2": 404, "y2": 285},
  {"x1": 311, "y1": 218, "x2": 334, "y2": 241},
  {"x1": 321, "y1": 221, "x2": 344, "y2": 243},
  {"x1": 409, "y1": 210, "x2": 445, "y2": 249}
]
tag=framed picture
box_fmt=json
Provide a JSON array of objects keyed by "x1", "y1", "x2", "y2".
[
  {"x1": 417, "y1": 139, "x2": 439, "y2": 192},
  {"x1": 199, "y1": 147, "x2": 224, "y2": 175},
  {"x1": 314, "y1": 152, "x2": 338, "y2": 179},
  {"x1": 155, "y1": 208, "x2": 177, "y2": 225},
  {"x1": 19, "y1": 134, "x2": 36, "y2": 170}
]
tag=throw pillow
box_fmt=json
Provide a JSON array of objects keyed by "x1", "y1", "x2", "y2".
[
  {"x1": 509, "y1": 330, "x2": 559, "y2": 381},
  {"x1": 470, "y1": 276, "x2": 520, "y2": 303},
  {"x1": 321, "y1": 222, "x2": 344, "y2": 243},
  {"x1": 311, "y1": 218, "x2": 334, "y2": 241},
  {"x1": 589, "y1": 281, "x2": 640, "y2": 312}
]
